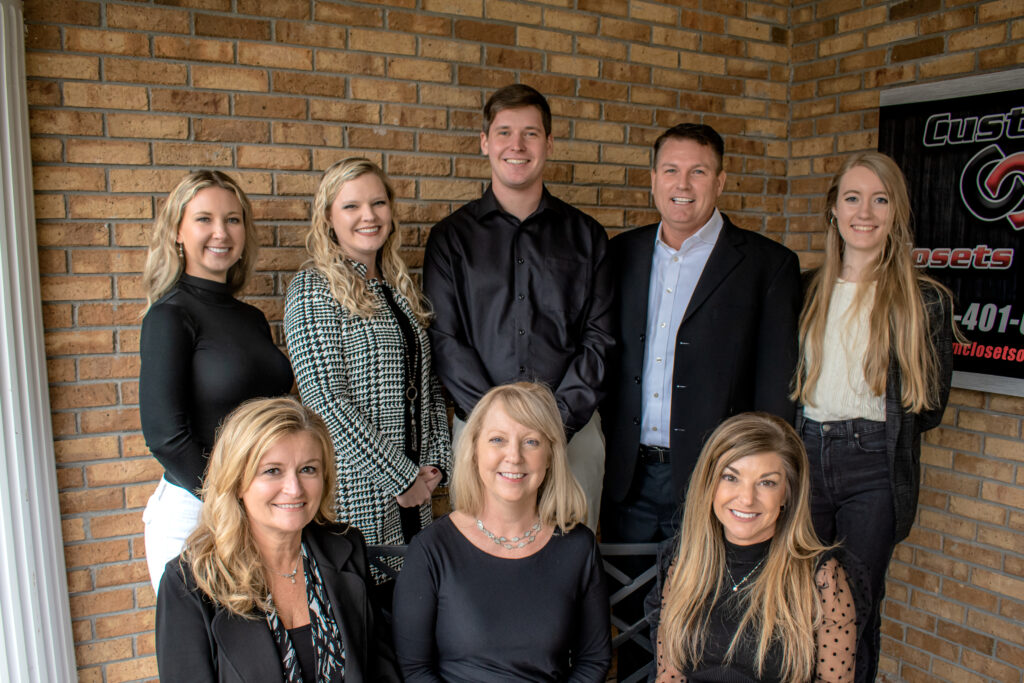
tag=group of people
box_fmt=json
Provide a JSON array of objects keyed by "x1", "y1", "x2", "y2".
[{"x1": 139, "y1": 83, "x2": 955, "y2": 683}]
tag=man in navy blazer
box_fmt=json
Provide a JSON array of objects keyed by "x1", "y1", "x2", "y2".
[{"x1": 601, "y1": 123, "x2": 801, "y2": 544}]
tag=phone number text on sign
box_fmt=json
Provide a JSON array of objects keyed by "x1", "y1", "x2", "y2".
[{"x1": 955, "y1": 302, "x2": 1024, "y2": 334}]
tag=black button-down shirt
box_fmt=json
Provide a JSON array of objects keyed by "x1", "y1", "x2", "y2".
[{"x1": 423, "y1": 185, "x2": 615, "y2": 435}]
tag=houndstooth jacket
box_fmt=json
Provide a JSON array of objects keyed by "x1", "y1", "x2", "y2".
[{"x1": 285, "y1": 264, "x2": 451, "y2": 553}]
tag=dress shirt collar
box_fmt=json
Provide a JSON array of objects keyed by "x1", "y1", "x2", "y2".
[
  {"x1": 654, "y1": 208, "x2": 724, "y2": 255},
  {"x1": 473, "y1": 184, "x2": 555, "y2": 223}
]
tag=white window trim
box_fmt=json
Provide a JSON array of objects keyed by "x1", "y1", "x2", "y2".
[{"x1": 0, "y1": 0, "x2": 77, "y2": 679}]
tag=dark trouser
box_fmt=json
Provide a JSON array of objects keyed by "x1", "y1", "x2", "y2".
[
  {"x1": 601, "y1": 458, "x2": 681, "y2": 682},
  {"x1": 800, "y1": 415, "x2": 894, "y2": 683}
]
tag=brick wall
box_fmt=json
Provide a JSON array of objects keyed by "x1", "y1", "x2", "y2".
[
  {"x1": 788, "y1": 2, "x2": 1024, "y2": 682},
  {"x1": 21, "y1": 0, "x2": 1023, "y2": 681}
]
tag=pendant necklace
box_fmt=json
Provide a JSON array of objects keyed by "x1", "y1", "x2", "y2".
[
  {"x1": 279, "y1": 561, "x2": 299, "y2": 585},
  {"x1": 726, "y1": 556, "x2": 765, "y2": 592},
  {"x1": 476, "y1": 518, "x2": 542, "y2": 550}
]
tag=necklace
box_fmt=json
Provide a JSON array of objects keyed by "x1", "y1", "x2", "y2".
[
  {"x1": 725, "y1": 556, "x2": 765, "y2": 592},
  {"x1": 279, "y1": 561, "x2": 300, "y2": 585},
  {"x1": 476, "y1": 518, "x2": 542, "y2": 550}
]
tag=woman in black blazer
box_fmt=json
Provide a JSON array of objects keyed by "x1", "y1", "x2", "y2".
[{"x1": 156, "y1": 397, "x2": 399, "y2": 683}]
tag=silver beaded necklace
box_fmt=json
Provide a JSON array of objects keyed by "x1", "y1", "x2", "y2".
[{"x1": 476, "y1": 518, "x2": 542, "y2": 550}]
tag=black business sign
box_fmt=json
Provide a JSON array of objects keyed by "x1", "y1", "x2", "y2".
[{"x1": 879, "y1": 70, "x2": 1024, "y2": 398}]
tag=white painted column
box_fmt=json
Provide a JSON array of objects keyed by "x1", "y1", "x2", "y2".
[{"x1": 0, "y1": 0, "x2": 77, "y2": 680}]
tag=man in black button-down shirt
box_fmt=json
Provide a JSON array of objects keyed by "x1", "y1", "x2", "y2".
[{"x1": 423, "y1": 84, "x2": 615, "y2": 528}]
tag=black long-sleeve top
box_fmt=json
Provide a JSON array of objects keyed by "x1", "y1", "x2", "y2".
[
  {"x1": 648, "y1": 539, "x2": 863, "y2": 683},
  {"x1": 422, "y1": 186, "x2": 615, "y2": 436},
  {"x1": 392, "y1": 515, "x2": 612, "y2": 682},
  {"x1": 139, "y1": 274, "x2": 294, "y2": 493}
]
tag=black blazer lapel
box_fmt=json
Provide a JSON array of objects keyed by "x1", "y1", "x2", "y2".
[
  {"x1": 306, "y1": 526, "x2": 367, "y2": 683},
  {"x1": 620, "y1": 225, "x2": 658, "y2": 336},
  {"x1": 212, "y1": 609, "x2": 283, "y2": 682},
  {"x1": 681, "y1": 219, "x2": 745, "y2": 324}
]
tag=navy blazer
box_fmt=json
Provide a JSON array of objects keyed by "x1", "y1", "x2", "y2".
[
  {"x1": 156, "y1": 523, "x2": 400, "y2": 683},
  {"x1": 601, "y1": 215, "x2": 801, "y2": 504}
]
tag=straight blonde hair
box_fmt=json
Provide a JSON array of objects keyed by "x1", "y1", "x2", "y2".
[
  {"x1": 794, "y1": 151, "x2": 952, "y2": 413},
  {"x1": 660, "y1": 413, "x2": 828, "y2": 683},
  {"x1": 304, "y1": 158, "x2": 430, "y2": 325},
  {"x1": 142, "y1": 170, "x2": 257, "y2": 313},
  {"x1": 183, "y1": 397, "x2": 338, "y2": 617},
  {"x1": 450, "y1": 382, "x2": 586, "y2": 531}
]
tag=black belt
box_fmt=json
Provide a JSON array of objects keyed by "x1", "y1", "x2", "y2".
[{"x1": 638, "y1": 444, "x2": 671, "y2": 464}]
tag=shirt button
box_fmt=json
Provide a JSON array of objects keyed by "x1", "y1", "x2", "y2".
[
  {"x1": 673, "y1": 256, "x2": 679, "y2": 263},
  {"x1": 653, "y1": 393, "x2": 659, "y2": 398},
  {"x1": 519, "y1": 366, "x2": 525, "y2": 374},
  {"x1": 634, "y1": 376, "x2": 641, "y2": 384},
  {"x1": 652, "y1": 426, "x2": 658, "y2": 431},
  {"x1": 660, "y1": 322, "x2": 666, "y2": 328},
  {"x1": 656, "y1": 357, "x2": 662, "y2": 363},
  {"x1": 517, "y1": 294, "x2": 524, "y2": 301},
  {"x1": 633, "y1": 417, "x2": 640, "y2": 425},
  {"x1": 518, "y1": 329, "x2": 525, "y2": 335},
  {"x1": 517, "y1": 257, "x2": 524, "y2": 265}
]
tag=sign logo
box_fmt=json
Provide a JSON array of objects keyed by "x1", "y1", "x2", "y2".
[{"x1": 961, "y1": 143, "x2": 1024, "y2": 230}]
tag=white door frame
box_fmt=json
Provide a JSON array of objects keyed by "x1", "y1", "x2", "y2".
[{"x1": 0, "y1": 0, "x2": 78, "y2": 679}]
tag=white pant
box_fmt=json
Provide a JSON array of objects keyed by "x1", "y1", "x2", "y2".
[
  {"x1": 143, "y1": 478, "x2": 202, "y2": 594},
  {"x1": 453, "y1": 411, "x2": 605, "y2": 531}
]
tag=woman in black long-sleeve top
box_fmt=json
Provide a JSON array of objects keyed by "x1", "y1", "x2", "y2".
[{"x1": 140, "y1": 170, "x2": 293, "y2": 592}]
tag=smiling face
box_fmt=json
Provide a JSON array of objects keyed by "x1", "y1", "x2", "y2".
[
  {"x1": 240, "y1": 431, "x2": 325, "y2": 545},
  {"x1": 328, "y1": 172, "x2": 392, "y2": 273},
  {"x1": 651, "y1": 137, "x2": 726, "y2": 248},
  {"x1": 833, "y1": 164, "x2": 892, "y2": 268},
  {"x1": 475, "y1": 400, "x2": 549, "y2": 512},
  {"x1": 176, "y1": 187, "x2": 246, "y2": 283},
  {"x1": 712, "y1": 451, "x2": 788, "y2": 546},
  {"x1": 480, "y1": 106, "x2": 552, "y2": 197}
]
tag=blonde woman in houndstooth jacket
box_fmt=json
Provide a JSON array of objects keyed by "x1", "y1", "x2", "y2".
[{"x1": 285, "y1": 158, "x2": 451, "y2": 605}]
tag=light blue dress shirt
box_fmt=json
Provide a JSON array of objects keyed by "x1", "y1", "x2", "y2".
[{"x1": 639, "y1": 209, "x2": 724, "y2": 448}]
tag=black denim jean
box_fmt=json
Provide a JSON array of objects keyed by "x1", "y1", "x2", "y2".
[{"x1": 800, "y1": 415, "x2": 893, "y2": 683}]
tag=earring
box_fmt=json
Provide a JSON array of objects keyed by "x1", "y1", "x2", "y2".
[
  {"x1": 177, "y1": 242, "x2": 184, "y2": 259},
  {"x1": 828, "y1": 213, "x2": 837, "y2": 228}
]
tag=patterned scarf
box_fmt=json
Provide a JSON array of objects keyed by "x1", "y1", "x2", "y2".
[{"x1": 266, "y1": 543, "x2": 346, "y2": 683}]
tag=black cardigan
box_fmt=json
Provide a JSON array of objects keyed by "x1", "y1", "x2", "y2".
[
  {"x1": 886, "y1": 282, "x2": 953, "y2": 541},
  {"x1": 156, "y1": 523, "x2": 400, "y2": 683}
]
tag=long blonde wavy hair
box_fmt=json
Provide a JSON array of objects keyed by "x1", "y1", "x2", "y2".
[
  {"x1": 141, "y1": 170, "x2": 257, "y2": 313},
  {"x1": 304, "y1": 158, "x2": 430, "y2": 325},
  {"x1": 660, "y1": 413, "x2": 828, "y2": 683},
  {"x1": 450, "y1": 382, "x2": 587, "y2": 531},
  {"x1": 793, "y1": 151, "x2": 952, "y2": 413},
  {"x1": 182, "y1": 397, "x2": 338, "y2": 617}
]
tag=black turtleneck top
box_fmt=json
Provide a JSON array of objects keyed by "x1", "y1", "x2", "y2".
[{"x1": 139, "y1": 274, "x2": 294, "y2": 493}]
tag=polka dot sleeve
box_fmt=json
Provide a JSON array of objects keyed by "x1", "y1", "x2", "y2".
[
  {"x1": 651, "y1": 561, "x2": 687, "y2": 682},
  {"x1": 814, "y1": 556, "x2": 857, "y2": 682}
]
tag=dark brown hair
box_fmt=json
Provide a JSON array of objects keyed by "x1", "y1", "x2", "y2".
[
  {"x1": 653, "y1": 123, "x2": 725, "y2": 171},
  {"x1": 483, "y1": 84, "x2": 552, "y2": 136}
]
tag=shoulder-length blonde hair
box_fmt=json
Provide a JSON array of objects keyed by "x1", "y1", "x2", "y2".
[
  {"x1": 450, "y1": 382, "x2": 586, "y2": 531},
  {"x1": 660, "y1": 412, "x2": 827, "y2": 683},
  {"x1": 142, "y1": 170, "x2": 257, "y2": 313},
  {"x1": 182, "y1": 396, "x2": 338, "y2": 617},
  {"x1": 304, "y1": 157, "x2": 430, "y2": 325},
  {"x1": 793, "y1": 151, "x2": 952, "y2": 413}
]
